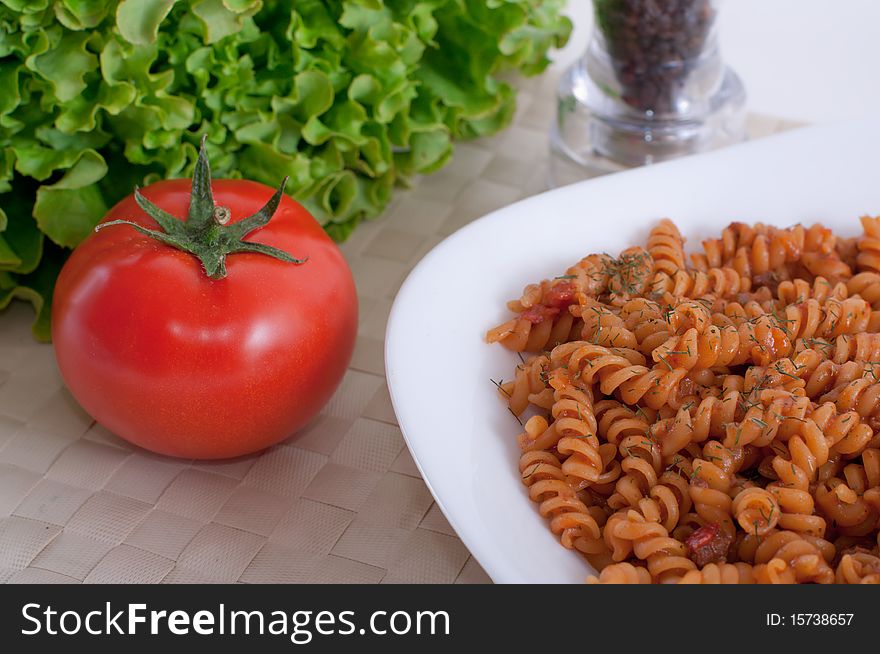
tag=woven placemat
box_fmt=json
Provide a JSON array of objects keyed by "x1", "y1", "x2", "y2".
[{"x1": 0, "y1": 69, "x2": 800, "y2": 584}]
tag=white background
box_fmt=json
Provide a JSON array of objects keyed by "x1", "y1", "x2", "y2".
[{"x1": 555, "y1": 0, "x2": 879, "y2": 124}]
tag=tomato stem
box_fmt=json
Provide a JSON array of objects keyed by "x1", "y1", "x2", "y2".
[{"x1": 94, "y1": 135, "x2": 307, "y2": 280}]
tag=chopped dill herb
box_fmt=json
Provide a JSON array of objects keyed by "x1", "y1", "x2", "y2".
[{"x1": 490, "y1": 378, "x2": 511, "y2": 397}]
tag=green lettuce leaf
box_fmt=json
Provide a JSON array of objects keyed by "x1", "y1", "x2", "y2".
[
  {"x1": 0, "y1": 241, "x2": 65, "y2": 341},
  {"x1": 0, "y1": 184, "x2": 43, "y2": 274},
  {"x1": 33, "y1": 149, "x2": 108, "y2": 247},
  {"x1": 116, "y1": 0, "x2": 178, "y2": 44}
]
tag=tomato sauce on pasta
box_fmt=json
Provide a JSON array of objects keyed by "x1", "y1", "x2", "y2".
[{"x1": 488, "y1": 218, "x2": 880, "y2": 584}]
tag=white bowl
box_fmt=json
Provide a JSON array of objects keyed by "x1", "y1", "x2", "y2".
[{"x1": 385, "y1": 121, "x2": 880, "y2": 583}]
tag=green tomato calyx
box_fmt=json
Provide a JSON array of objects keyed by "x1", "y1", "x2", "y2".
[{"x1": 94, "y1": 135, "x2": 306, "y2": 280}]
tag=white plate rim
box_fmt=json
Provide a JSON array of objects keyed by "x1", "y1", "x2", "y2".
[{"x1": 384, "y1": 119, "x2": 878, "y2": 584}]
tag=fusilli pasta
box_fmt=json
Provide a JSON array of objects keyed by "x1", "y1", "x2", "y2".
[{"x1": 488, "y1": 217, "x2": 880, "y2": 584}]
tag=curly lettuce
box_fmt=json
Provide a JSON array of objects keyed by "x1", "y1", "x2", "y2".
[{"x1": 0, "y1": 0, "x2": 571, "y2": 339}]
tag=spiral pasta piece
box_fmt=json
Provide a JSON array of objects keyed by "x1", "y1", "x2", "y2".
[
  {"x1": 815, "y1": 481, "x2": 875, "y2": 530},
  {"x1": 747, "y1": 297, "x2": 871, "y2": 365},
  {"x1": 847, "y1": 271, "x2": 880, "y2": 308},
  {"x1": 796, "y1": 332, "x2": 880, "y2": 364},
  {"x1": 569, "y1": 252, "x2": 617, "y2": 295},
  {"x1": 856, "y1": 215, "x2": 880, "y2": 273},
  {"x1": 742, "y1": 358, "x2": 807, "y2": 397},
  {"x1": 722, "y1": 389, "x2": 810, "y2": 450},
  {"x1": 655, "y1": 405, "x2": 702, "y2": 459},
  {"x1": 671, "y1": 384, "x2": 742, "y2": 454},
  {"x1": 768, "y1": 461, "x2": 826, "y2": 538},
  {"x1": 486, "y1": 299, "x2": 581, "y2": 352},
  {"x1": 606, "y1": 247, "x2": 654, "y2": 303},
  {"x1": 574, "y1": 297, "x2": 638, "y2": 349},
  {"x1": 784, "y1": 347, "x2": 880, "y2": 398},
  {"x1": 607, "y1": 436, "x2": 660, "y2": 508},
  {"x1": 677, "y1": 562, "x2": 756, "y2": 584},
  {"x1": 732, "y1": 487, "x2": 780, "y2": 536},
  {"x1": 604, "y1": 509, "x2": 697, "y2": 583},
  {"x1": 586, "y1": 562, "x2": 652, "y2": 584},
  {"x1": 688, "y1": 440, "x2": 745, "y2": 538},
  {"x1": 776, "y1": 277, "x2": 848, "y2": 306},
  {"x1": 594, "y1": 399, "x2": 653, "y2": 446},
  {"x1": 858, "y1": 448, "x2": 880, "y2": 488},
  {"x1": 652, "y1": 324, "x2": 744, "y2": 371},
  {"x1": 618, "y1": 297, "x2": 673, "y2": 355},
  {"x1": 606, "y1": 429, "x2": 692, "y2": 533},
  {"x1": 545, "y1": 382, "x2": 608, "y2": 489},
  {"x1": 835, "y1": 551, "x2": 880, "y2": 583},
  {"x1": 750, "y1": 531, "x2": 835, "y2": 584},
  {"x1": 519, "y1": 451, "x2": 605, "y2": 555},
  {"x1": 646, "y1": 219, "x2": 686, "y2": 294},
  {"x1": 800, "y1": 250, "x2": 853, "y2": 282},
  {"x1": 667, "y1": 267, "x2": 751, "y2": 299},
  {"x1": 550, "y1": 383, "x2": 598, "y2": 443},
  {"x1": 732, "y1": 528, "x2": 835, "y2": 565},
  {"x1": 813, "y1": 452, "x2": 880, "y2": 534},
  {"x1": 803, "y1": 223, "x2": 838, "y2": 255},
  {"x1": 501, "y1": 353, "x2": 551, "y2": 416},
  {"x1": 820, "y1": 378, "x2": 880, "y2": 438},
  {"x1": 516, "y1": 415, "x2": 558, "y2": 454}
]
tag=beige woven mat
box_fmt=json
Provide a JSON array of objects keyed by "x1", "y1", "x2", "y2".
[{"x1": 0, "y1": 70, "x2": 799, "y2": 584}]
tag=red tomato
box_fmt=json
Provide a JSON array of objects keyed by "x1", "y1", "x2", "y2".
[{"x1": 52, "y1": 176, "x2": 357, "y2": 459}]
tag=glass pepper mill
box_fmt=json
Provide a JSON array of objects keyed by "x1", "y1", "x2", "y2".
[{"x1": 549, "y1": 0, "x2": 746, "y2": 186}]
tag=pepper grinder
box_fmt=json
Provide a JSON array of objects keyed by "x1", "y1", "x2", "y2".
[{"x1": 550, "y1": 0, "x2": 746, "y2": 186}]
